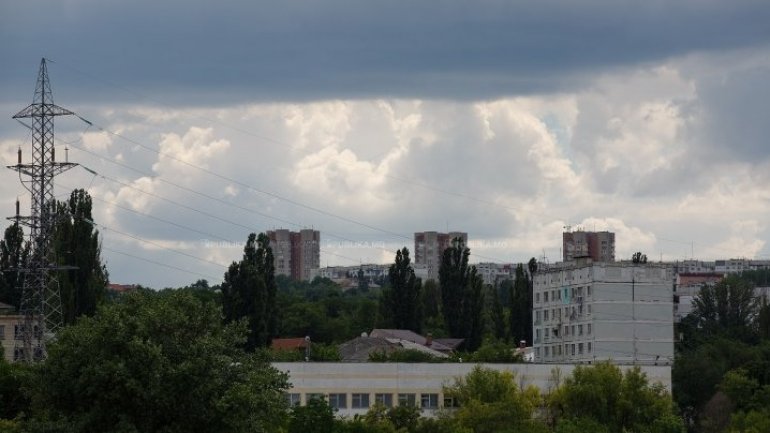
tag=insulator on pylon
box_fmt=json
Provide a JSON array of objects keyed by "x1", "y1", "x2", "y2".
[
  {"x1": 18, "y1": 148, "x2": 21, "y2": 164},
  {"x1": 52, "y1": 147, "x2": 55, "y2": 162},
  {"x1": 16, "y1": 198, "x2": 20, "y2": 217}
]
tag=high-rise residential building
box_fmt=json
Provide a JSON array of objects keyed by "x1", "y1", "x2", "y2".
[
  {"x1": 414, "y1": 231, "x2": 468, "y2": 281},
  {"x1": 563, "y1": 230, "x2": 615, "y2": 262},
  {"x1": 267, "y1": 229, "x2": 320, "y2": 281},
  {"x1": 532, "y1": 259, "x2": 674, "y2": 365}
]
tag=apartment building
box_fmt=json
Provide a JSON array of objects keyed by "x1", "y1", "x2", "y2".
[
  {"x1": 533, "y1": 260, "x2": 674, "y2": 365},
  {"x1": 267, "y1": 229, "x2": 320, "y2": 281},
  {"x1": 562, "y1": 231, "x2": 615, "y2": 262},
  {"x1": 0, "y1": 303, "x2": 23, "y2": 363},
  {"x1": 475, "y1": 262, "x2": 514, "y2": 286},
  {"x1": 414, "y1": 231, "x2": 468, "y2": 281}
]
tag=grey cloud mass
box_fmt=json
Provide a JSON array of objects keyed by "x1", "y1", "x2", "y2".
[{"x1": 2, "y1": 1, "x2": 770, "y2": 103}]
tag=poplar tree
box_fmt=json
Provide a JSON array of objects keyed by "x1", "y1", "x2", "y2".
[
  {"x1": 52, "y1": 189, "x2": 108, "y2": 324},
  {"x1": 221, "y1": 233, "x2": 277, "y2": 350},
  {"x1": 381, "y1": 247, "x2": 422, "y2": 332},
  {"x1": 0, "y1": 223, "x2": 28, "y2": 310},
  {"x1": 439, "y1": 237, "x2": 484, "y2": 350}
]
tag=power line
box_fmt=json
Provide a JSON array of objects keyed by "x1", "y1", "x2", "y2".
[{"x1": 102, "y1": 246, "x2": 220, "y2": 281}]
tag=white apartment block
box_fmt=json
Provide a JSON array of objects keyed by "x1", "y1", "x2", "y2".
[
  {"x1": 475, "y1": 262, "x2": 514, "y2": 286},
  {"x1": 673, "y1": 259, "x2": 770, "y2": 275},
  {"x1": 533, "y1": 260, "x2": 675, "y2": 365}
]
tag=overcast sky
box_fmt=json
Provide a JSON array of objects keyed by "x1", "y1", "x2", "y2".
[{"x1": 2, "y1": 1, "x2": 770, "y2": 288}]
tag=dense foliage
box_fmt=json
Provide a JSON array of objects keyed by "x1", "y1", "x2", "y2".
[
  {"x1": 381, "y1": 247, "x2": 422, "y2": 332},
  {"x1": 674, "y1": 270, "x2": 770, "y2": 432},
  {"x1": 52, "y1": 189, "x2": 109, "y2": 324},
  {"x1": 21, "y1": 290, "x2": 289, "y2": 433},
  {"x1": 439, "y1": 237, "x2": 485, "y2": 351},
  {"x1": 221, "y1": 232, "x2": 278, "y2": 350}
]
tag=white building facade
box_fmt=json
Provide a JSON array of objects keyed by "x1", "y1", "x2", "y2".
[
  {"x1": 274, "y1": 362, "x2": 671, "y2": 418},
  {"x1": 533, "y1": 260, "x2": 675, "y2": 365}
]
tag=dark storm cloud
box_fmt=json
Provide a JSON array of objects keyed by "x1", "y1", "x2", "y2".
[{"x1": 2, "y1": 0, "x2": 770, "y2": 104}]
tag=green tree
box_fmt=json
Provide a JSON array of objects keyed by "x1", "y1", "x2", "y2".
[
  {"x1": 420, "y1": 279, "x2": 445, "y2": 336},
  {"x1": 439, "y1": 238, "x2": 484, "y2": 350},
  {"x1": 444, "y1": 366, "x2": 544, "y2": 433},
  {"x1": 221, "y1": 233, "x2": 277, "y2": 350},
  {"x1": 381, "y1": 247, "x2": 421, "y2": 332},
  {"x1": 0, "y1": 222, "x2": 29, "y2": 310},
  {"x1": 51, "y1": 189, "x2": 109, "y2": 324},
  {"x1": 489, "y1": 284, "x2": 507, "y2": 341},
  {"x1": 24, "y1": 290, "x2": 289, "y2": 432},
  {"x1": 0, "y1": 356, "x2": 31, "y2": 421},
  {"x1": 552, "y1": 362, "x2": 685, "y2": 433},
  {"x1": 465, "y1": 340, "x2": 523, "y2": 363},
  {"x1": 287, "y1": 397, "x2": 336, "y2": 433},
  {"x1": 692, "y1": 275, "x2": 758, "y2": 340},
  {"x1": 509, "y1": 264, "x2": 532, "y2": 345}
]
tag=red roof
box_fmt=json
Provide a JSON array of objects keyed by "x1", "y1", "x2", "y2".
[
  {"x1": 108, "y1": 283, "x2": 137, "y2": 293},
  {"x1": 271, "y1": 338, "x2": 309, "y2": 351}
]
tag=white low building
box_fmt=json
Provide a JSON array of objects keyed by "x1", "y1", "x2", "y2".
[
  {"x1": 273, "y1": 362, "x2": 671, "y2": 417},
  {"x1": 533, "y1": 260, "x2": 675, "y2": 365}
]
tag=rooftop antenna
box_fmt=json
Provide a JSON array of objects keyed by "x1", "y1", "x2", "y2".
[{"x1": 10, "y1": 58, "x2": 78, "y2": 362}]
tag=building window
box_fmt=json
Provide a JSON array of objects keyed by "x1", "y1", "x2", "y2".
[
  {"x1": 443, "y1": 396, "x2": 459, "y2": 408},
  {"x1": 544, "y1": 310, "x2": 549, "y2": 321},
  {"x1": 558, "y1": 345, "x2": 562, "y2": 356},
  {"x1": 421, "y1": 393, "x2": 439, "y2": 409},
  {"x1": 588, "y1": 342, "x2": 592, "y2": 353},
  {"x1": 588, "y1": 324, "x2": 592, "y2": 335},
  {"x1": 544, "y1": 292, "x2": 549, "y2": 302},
  {"x1": 578, "y1": 343, "x2": 584, "y2": 355},
  {"x1": 571, "y1": 325, "x2": 575, "y2": 336},
  {"x1": 398, "y1": 393, "x2": 416, "y2": 407},
  {"x1": 544, "y1": 346, "x2": 550, "y2": 357},
  {"x1": 307, "y1": 393, "x2": 324, "y2": 403},
  {"x1": 329, "y1": 393, "x2": 347, "y2": 409},
  {"x1": 588, "y1": 305, "x2": 592, "y2": 315},
  {"x1": 536, "y1": 293, "x2": 540, "y2": 303},
  {"x1": 285, "y1": 393, "x2": 301, "y2": 406},
  {"x1": 0, "y1": 325, "x2": 4, "y2": 340},
  {"x1": 375, "y1": 393, "x2": 393, "y2": 408},
  {"x1": 352, "y1": 393, "x2": 370, "y2": 409},
  {"x1": 571, "y1": 344, "x2": 576, "y2": 356},
  {"x1": 564, "y1": 325, "x2": 569, "y2": 336},
  {"x1": 535, "y1": 347, "x2": 540, "y2": 358},
  {"x1": 578, "y1": 325, "x2": 583, "y2": 336},
  {"x1": 587, "y1": 286, "x2": 592, "y2": 296}
]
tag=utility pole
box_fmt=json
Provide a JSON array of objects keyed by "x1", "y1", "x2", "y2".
[
  {"x1": 632, "y1": 267, "x2": 637, "y2": 365},
  {"x1": 10, "y1": 58, "x2": 78, "y2": 362}
]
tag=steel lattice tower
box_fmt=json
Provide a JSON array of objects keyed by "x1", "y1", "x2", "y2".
[{"x1": 9, "y1": 58, "x2": 77, "y2": 362}]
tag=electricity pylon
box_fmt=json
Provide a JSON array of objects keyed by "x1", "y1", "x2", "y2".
[{"x1": 9, "y1": 58, "x2": 77, "y2": 362}]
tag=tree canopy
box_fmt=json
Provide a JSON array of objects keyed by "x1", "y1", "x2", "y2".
[
  {"x1": 439, "y1": 237, "x2": 484, "y2": 351},
  {"x1": 381, "y1": 247, "x2": 422, "y2": 332},
  {"x1": 24, "y1": 289, "x2": 289, "y2": 433},
  {"x1": 221, "y1": 232, "x2": 278, "y2": 350},
  {"x1": 52, "y1": 189, "x2": 109, "y2": 324}
]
